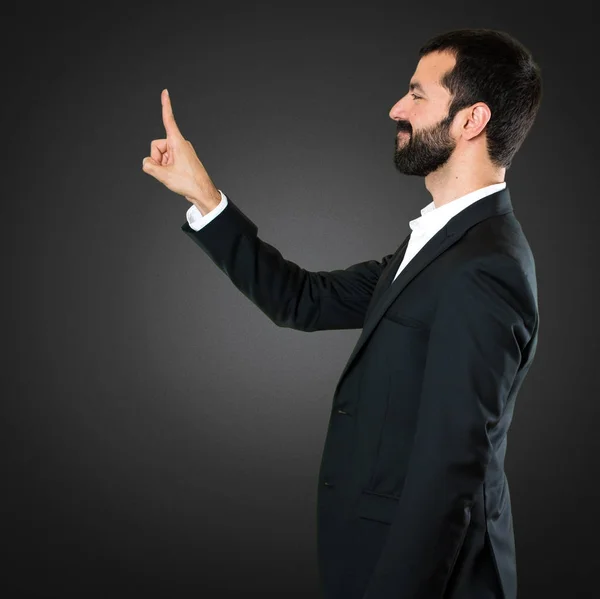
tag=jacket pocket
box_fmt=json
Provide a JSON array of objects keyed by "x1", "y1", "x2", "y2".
[
  {"x1": 382, "y1": 312, "x2": 429, "y2": 330},
  {"x1": 356, "y1": 489, "x2": 400, "y2": 525}
]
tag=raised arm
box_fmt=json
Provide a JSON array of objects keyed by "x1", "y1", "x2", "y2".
[
  {"x1": 181, "y1": 194, "x2": 395, "y2": 331},
  {"x1": 140, "y1": 89, "x2": 394, "y2": 330}
]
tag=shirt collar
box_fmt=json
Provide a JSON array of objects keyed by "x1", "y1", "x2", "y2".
[{"x1": 409, "y1": 182, "x2": 507, "y2": 235}]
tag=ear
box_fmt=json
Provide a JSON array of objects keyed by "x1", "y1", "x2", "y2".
[{"x1": 461, "y1": 102, "x2": 491, "y2": 140}]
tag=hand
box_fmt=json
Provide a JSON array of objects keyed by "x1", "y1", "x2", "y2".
[{"x1": 142, "y1": 89, "x2": 221, "y2": 208}]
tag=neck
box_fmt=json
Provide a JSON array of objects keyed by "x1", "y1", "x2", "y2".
[{"x1": 424, "y1": 154, "x2": 506, "y2": 208}]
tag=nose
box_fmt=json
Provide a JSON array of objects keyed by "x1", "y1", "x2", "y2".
[{"x1": 389, "y1": 95, "x2": 409, "y2": 121}]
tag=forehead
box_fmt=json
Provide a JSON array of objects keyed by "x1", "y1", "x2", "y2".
[{"x1": 410, "y1": 51, "x2": 455, "y2": 98}]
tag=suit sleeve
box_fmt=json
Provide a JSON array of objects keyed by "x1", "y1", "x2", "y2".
[
  {"x1": 180, "y1": 192, "x2": 395, "y2": 331},
  {"x1": 362, "y1": 256, "x2": 535, "y2": 599}
]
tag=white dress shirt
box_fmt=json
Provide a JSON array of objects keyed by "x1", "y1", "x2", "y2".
[
  {"x1": 186, "y1": 191, "x2": 230, "y2": 230},
  {"x1": 185, "y1": 182, "x2": 507, "y2": 286},
  {"x1": 392, "y1": 182, "x2": 507, "y2": 283}
]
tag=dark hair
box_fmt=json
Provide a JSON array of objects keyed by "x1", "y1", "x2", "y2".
[{"x1": 418, "y1": 29, "x2": 543, "y2": 170}]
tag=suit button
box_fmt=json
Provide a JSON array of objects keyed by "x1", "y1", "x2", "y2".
[
  {"x1": 336, "y1": 409, "x2": 349, "y2": 415},
  {"x1": 324, "y1": 481, "x2": 335, "y2": 487}
]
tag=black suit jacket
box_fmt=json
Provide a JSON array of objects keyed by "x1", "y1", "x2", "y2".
[{"x1": 181, "y1": 186, "x2": 539, "y2": 599}]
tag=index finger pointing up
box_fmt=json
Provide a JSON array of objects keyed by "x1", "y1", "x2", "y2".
[{"x1": 161, "y1": 88, "x2": 182, "y2": 138}]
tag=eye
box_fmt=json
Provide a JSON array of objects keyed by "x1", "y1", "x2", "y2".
[{"x1": 410, "y1": 93, "x2": 421, "y2": 100}]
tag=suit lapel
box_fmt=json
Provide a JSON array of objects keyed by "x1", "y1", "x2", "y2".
[
  {"x1": 332, "y1": 187, "x2": 515, "y2": 397},
  {"x1": 365, "y1": 231, "x2": 412, "y2": 320}
]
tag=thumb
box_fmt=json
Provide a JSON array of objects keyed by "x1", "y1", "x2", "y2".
[{"x1": 142, "y1": 156, "x2": 164, "y2": 178}]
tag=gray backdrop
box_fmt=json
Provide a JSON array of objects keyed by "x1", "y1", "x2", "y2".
[{"x1": 5, "y1": 1, "x2": 598, "y2": 597}]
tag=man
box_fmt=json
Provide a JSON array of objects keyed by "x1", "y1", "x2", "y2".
[{"x1": 142, "y1": 28, "x2": 542, "y2": 599}]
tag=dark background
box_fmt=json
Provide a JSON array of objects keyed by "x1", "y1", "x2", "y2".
[{"x1": 5, "y1": 1, "x2": 598, "y2": 597}]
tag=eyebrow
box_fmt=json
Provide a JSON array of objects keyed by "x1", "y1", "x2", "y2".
[{"x1": 409, "y1": 81, "x2": 427, "y2": 95}]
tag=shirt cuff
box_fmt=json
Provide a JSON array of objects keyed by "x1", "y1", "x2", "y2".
[{"x1": 186, "y1": 190, "x2": 228, "y2": 231}]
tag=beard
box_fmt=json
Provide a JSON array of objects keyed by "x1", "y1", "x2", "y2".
[{"x1": 393, "y1": 112, "x2": 456, "y2": 177}]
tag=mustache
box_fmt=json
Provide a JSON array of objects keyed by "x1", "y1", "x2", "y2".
[{"x1": 396, "y1": 123, "x2": 412, "y2": 134}]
